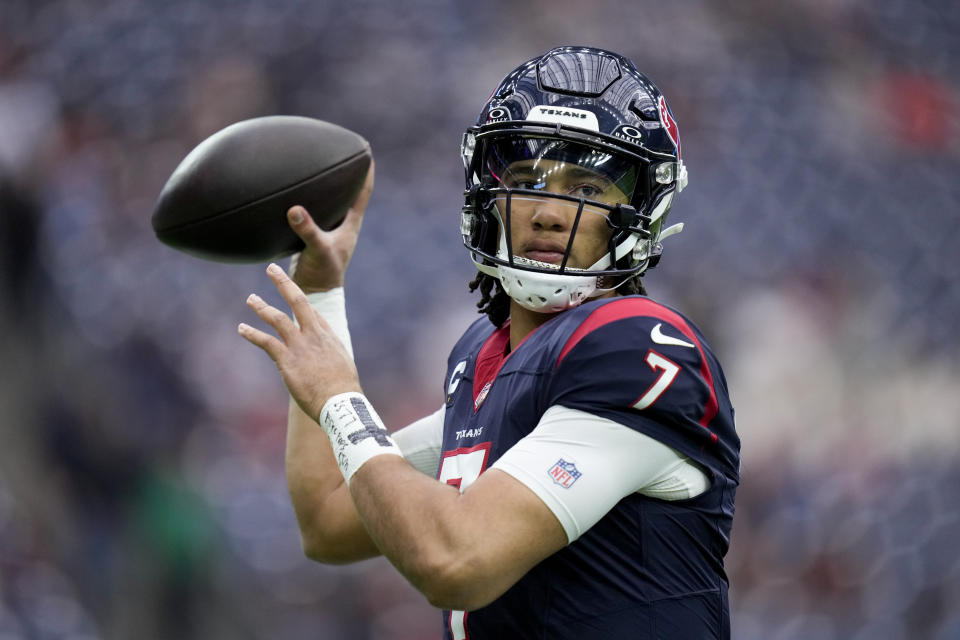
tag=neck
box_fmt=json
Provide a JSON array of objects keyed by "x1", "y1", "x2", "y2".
[{"x1": 508, "y1": 301, "x2": 559, "y2": 351}]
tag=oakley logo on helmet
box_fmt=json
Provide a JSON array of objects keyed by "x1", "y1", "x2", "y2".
[
  {"x1": 657, "y1": 96, "x2": 680, "y2": 155},
  {"x1": 487, "y1": 107, "x2": 510, "y2": 122},
  {"x1": 615, "y1": 125, "x2": 644, "y2": 142},
  {"x1": 526, "y1": 105, "x2": 600, "y2": 132}
]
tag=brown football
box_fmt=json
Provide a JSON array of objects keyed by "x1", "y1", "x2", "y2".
[{"x1": 151, "y1": 116, "x2": 371, "y2": 263}]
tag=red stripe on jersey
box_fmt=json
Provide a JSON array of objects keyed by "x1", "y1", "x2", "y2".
[
  {"x1": 472, "y1": 323, "x2": 510, "y2": 411},
  {"x1": 472, "y1": 320, "x2": 544, "y2": 412},
  {"x1": 557, "y1": 298, "x2": 720, "y2": 441}
]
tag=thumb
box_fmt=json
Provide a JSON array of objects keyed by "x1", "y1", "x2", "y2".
[{"x1": 287, "y1": 205, "x2": 332, "y2": 251}]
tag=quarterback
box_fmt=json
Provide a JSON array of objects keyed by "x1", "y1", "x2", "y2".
[{"x1": 240, "y1": 47, "x2": 740, "y2": 638}]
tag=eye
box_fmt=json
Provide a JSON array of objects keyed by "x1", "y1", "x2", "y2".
[{"x1": 570, "y1": 183, "x2": 603, "y2": 199}]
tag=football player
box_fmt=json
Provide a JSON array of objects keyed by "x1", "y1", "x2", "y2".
[{"x1": 239, "y1": 46, "x2": 740, "y2": 639}]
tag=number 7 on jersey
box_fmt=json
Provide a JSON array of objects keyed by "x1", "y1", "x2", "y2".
[{"x1": 633, "y1": 350, "x2": 680, "y2": 410}]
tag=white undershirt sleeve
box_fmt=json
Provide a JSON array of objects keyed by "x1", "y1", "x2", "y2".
[
  {"x1": 391, "y1": 406, "x2": 445, "y2": 477},
  {"x1": 492, "y1": 405, "x2": 710, "y2": 543}
]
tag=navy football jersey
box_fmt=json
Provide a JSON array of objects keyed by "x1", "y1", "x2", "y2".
[{"x1": 437, "y1": 295, "x2": 739, "y2": 639}]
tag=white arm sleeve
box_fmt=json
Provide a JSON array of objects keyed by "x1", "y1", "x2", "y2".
[
  {"x1": 492, "y1": 405, "x2": 710, "y2": 543},
  {"x1": 391, "y1": 406, "x2": 445, "y2": 476},
  {"x1": 303, "y1": 288, "x2": 354, "y2": 360}
]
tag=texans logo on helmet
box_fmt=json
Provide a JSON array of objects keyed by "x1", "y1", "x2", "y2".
[{"x1": 657, "y1": 95, "x2": 680, "y2": 155}]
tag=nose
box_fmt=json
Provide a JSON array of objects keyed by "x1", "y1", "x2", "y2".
[{"x1": 529, "y1": 197, "x2": 571, "y2": 232}]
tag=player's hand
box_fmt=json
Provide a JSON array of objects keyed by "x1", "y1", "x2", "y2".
[
  {"x1": 239, "y1": 263, "x2": 362, "y2": 420},
  {"x1": 287, "y1": 160, "x2": 375, "y2": 293}
]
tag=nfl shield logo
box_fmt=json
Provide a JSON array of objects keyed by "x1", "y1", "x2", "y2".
[
  {"x1": 547, "y1": 459, "x2": 582, "y2": 489},
  {"x1": 474, "y1": 381, "x2": 492, "y2": 410}
]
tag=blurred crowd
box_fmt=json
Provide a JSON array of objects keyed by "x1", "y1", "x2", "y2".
[{"x1": 1, "y1": 0, "x2": 958, "y2": 638}]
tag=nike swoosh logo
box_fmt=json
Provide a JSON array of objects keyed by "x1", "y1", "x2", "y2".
[{"x1": 650, "y1": 323, "x2": 695, "y2": 348}]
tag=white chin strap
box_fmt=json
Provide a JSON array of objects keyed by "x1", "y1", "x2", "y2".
[
  {"x1": 497, "y1": 262, "x2": 600, "y2": 313},
  {"x1": 475, "y1": 245, "x2": 612, "y2": 314}
]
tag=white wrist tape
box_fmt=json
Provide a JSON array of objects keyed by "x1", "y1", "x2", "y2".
[{"x1": 319, "y1": 392, "x2": 403, "y2": 484}]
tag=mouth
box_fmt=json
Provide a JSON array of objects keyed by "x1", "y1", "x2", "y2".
[
  {"x1": 522, "y1": 241, "x2": 568, "y2": 265},
  {"x1": 525, "y1": 250, "x2": 565, "y2": 264}
]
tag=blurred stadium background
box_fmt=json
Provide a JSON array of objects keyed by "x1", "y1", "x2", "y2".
[{"x1": 1, "y1": 0, "x2": 958, "y2": 638}]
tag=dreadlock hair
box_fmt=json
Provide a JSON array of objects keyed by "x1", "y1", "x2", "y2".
[
  {"x1": 468, "y1": 272, "x2": 647, "y2": 328},
  {"x1": 468, "y1": 272, "x2": 511, "y2": 328}
]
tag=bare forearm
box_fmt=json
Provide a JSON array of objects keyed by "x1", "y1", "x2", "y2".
[
  {"x1": 349, "y1": 457, "x2": 463, "y2": 588},
  {"x1": 285, "y1": 399, "x2": 379, "y2": 562},
  {"x1": 348, "y1": 456, "x2": 563, "y2": 610}
]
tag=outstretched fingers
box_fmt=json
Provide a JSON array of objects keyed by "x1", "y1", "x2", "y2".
[
  {"x1": 237, "y1": 321, "x2": 286, "y2": 362},
  {"x1": 239, "y1": 263, "x2": 322, "y2": 361},
  {"x1": 245, "y1": 291, "x2": 294, "y2": 336},
  {"x1": 264, "y1": 263, "x2": 319, "y2": 330}
]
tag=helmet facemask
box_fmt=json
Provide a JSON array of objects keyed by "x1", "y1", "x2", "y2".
[{"x1": 461, "y1": 128, "x2": 658, "y2": 312}]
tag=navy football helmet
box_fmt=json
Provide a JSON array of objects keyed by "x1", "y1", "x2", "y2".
[{"x1": 461, "y1": 46, "x2": 687, "y2": 312}]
